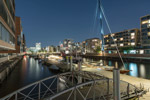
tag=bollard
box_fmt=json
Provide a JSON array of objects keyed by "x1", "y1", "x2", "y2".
[
  {"x1": 66, "y1": 56, "x2": 69, "y2": 64},
  {"x1": 70, "y1": 56, "x2": 73, "y2": 71},
  {"x1": 78, "y1": 59, "x2": 82, "y2": 84},
  {"x1": 113, "y1": 68, "x2": 121, "y2": 100}
]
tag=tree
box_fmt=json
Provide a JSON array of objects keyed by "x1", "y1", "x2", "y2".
[
  {"x1": 119, "y1": 46, "x2": 134, "y2": 53},
  {"x1": 95, "y1": 46, "x2": 101, "y2": 53}
]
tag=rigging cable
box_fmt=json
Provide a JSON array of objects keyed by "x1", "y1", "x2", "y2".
[{"x1": 100, "y1": 2, "x2": 126, "y2": 69}]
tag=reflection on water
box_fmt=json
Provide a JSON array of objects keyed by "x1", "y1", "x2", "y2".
[
  {"x1": 0, "y1": 56, "x2": 56, "y2": 98},
  {"x1": 83, "y1": 58, "x2": 150, "y2": 80},
  {"x1": 129, "y1": 63, "x2": 138, "y2": 77}
]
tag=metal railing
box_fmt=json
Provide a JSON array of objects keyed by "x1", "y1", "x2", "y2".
[{"x1": 0, "y1": 71, "x2": 146, "y2": 100}]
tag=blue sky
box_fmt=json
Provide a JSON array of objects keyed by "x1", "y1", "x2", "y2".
[{"x1": 15, "y1": 0, "x2": 150, "y2": 47}]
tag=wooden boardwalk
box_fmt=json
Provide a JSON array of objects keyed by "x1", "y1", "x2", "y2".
[{"x1": 82, "y1": 67, "x2": 150, "y2": 100}]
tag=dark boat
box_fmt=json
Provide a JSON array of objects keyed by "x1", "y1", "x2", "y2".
[{"x1": 49, "y1": 65, "x2": 60, "y2": 73}]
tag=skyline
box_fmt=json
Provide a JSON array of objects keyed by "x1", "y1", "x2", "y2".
[{"x1": 15, "y1": 0, "x2": 150, "y2": 47}]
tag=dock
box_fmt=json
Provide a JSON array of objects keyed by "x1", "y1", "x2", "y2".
[{"x1": 82, "y1": 67, "x2": 150, "y2": 100}]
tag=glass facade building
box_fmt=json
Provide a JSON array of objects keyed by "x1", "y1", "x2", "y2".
[{"x1": 0, "y1": 0, "x2": 15, "y2": 50}]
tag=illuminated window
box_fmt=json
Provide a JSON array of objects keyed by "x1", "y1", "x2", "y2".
[
  {"x1": 120, "y1": 38, "x2": 123, "y2": 41},
  {"x1": 131, "y1": 33, "x2": 135, "y2": 36},
  {"x1": 128, "y1": 43, "x2": 130, "y2": 45},
  {"x1": 140, "y1": 50, "x2": 144, "y2": 54},
  {"x1": 142, "y1": 20, "x2": 148, "y2": 24},
  {"x1": 107, "y1": 40, "x2": 109, "y2": 42},
  {"x1": 148, "y1": 32, "x2": 150, "y2": 36},
  {"x1": 92, "y1": 39, "x2": 97, "y2": 42},
  {"x1": 104, "y1": 35, "x2": 108, "y2": 38},
  {"x1": 120, "y1": 44, "x2": 124, "y2": 46},
  {"x1": 131, "y1": 36, "x2": 135, "y2": 39},
  {"x1": 131, "y1": 42, "x2": 135, "y2": 46},
  {"x1": 111, "y1": 34, "x2": 114, "y2": 36},
  {"x1": 111, "y1": 44, "x2": 116, "y2": 47}
]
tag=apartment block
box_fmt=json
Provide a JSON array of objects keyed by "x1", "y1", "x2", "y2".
[
  {"x1": 85, "y1": 38, "x2": 101, "y2": 53},
  {"x1": 140, "y1": 15, "x2": 150, "y2": 47},
  {"x1": 104, "y1": 29, "x2": 140, "y2": 50}
]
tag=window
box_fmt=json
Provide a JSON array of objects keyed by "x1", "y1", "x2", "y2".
[
  {"x1": 120, "y1": 38, "x2": 123, "y2": 41},
  {"x1": 120, "y1": 44, "x2": 124, "y2": 46},
  {"x1": 131, "y1": 33, "x2": 135, "y2": 36},
  {"x1": 131, "y1": 43, "x2": 135, "y2": 46},
  {"x1": 142, "y1": 20, "x2": 148, "y2": 24}
]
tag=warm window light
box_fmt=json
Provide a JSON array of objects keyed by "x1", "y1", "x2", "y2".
[
  {"x1": 120, "y1": 44, "x2": 124, "y2": 46},
  {"x1": 107, "y1": 40, "x2": 109, "y2": 42},
  {"x1": 131, "y1": 42, "x2": 135, "y2": 46},
  {"x1": 111, "y1": 44, "x2": 116, "y2": 47},
  {"x1": 148, "y1": 32, "x2": 150, "y2": 36},
  {"x1": 128, "y1": 43, "x2": 130, "y2": 45},
  {"x1": 140, "y1": 50, "x2": 144, "y2": 54},
  {"x1": 92, "y1": 39, "x2": 97, "y2": 42},
  {"x1": 131, "y1": 36, "x2": 135, "y2": 39},
  {"x1": 131, "y1": 33, "x2": 135, "y2": 36},
  {"x1": 111, "y1": 34, "x2": 114, "y2": 36},
  {"x1": 120, "y1": 38, "x2": 123, "y2": 41},
  {"x1": 104, "y1": 35, "x2": 108, "y2": 38},
  {"x1": 142, "y1": 20, "x2": 148, "y2": 24},
  {"x1": 114, "y1": 39, "x2": 117, "y2": 41}
]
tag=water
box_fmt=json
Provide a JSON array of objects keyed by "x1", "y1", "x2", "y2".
[
  {"x1": 83, "y1": 58, "x2": 150, "y2": 80},
  {"x1": 1, "y1": 56, "x2": 150, "y2": 98},
  {"x1": 0, "y1": 56, "x2": 57, "y2": 98}
]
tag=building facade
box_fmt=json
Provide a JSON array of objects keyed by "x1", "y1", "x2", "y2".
[
  {"x1": 0, "y1": 0, "x2": 16, "y2": 51},
  {"x1": 104, "y1": 29, "x2": 140, "y2": 51},
  {"x1": 140, "y1": 15, "x2": 150, "y2": 47},
  {"x1": 85, "y1": 38, "x2": 101, "y2": 53},
  {"x1": 36, "y1": 43, "x2": 41, "y2": 51}
]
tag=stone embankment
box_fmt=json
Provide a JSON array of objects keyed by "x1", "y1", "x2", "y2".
[{"x1": 0, "y1": 56, "x2": 23, "y2": 83}]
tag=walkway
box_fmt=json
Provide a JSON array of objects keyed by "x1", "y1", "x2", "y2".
[{"x1": 82, "y1": 67, "x2": 150, "y2": 100}]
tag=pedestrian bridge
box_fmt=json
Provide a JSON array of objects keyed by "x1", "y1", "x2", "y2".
[{"x1": 0, "y1": 71, "x2": 145, "y2": 100}]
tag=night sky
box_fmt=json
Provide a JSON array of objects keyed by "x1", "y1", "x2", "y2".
[{"x1": 15, "y1": 0, "x2": 150, "y2": 47}]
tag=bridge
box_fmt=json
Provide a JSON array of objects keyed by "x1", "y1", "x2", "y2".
[{"x1": 0, "y1": 71, "x2": 144, "y2": 100}]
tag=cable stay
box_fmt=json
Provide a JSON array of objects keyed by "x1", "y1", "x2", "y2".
[{"x1": 96, "y1": 0, "x2": 126, "y2": 69}]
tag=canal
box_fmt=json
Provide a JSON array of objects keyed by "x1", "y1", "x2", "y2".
[
  {"x1": 0, "y1": 56, "x2": 150, "y2": 98},
  {"x1": 0, "y1": 56, "x2": 57, "y2": 98}
]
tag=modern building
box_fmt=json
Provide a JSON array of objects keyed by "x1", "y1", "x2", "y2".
[
  {"x1": 0, "y1": 16, "x2": 26, "y2": 54},
  {"x1": 36, "y1": 43, "x2": 41, "y2": 51},
  {"x1": 104, "y1": 28, "x2": 140, "y2": 50},
  {"x1": 85, "y1": 38, "x2": 101, "y2": 53},
  {"x1": 63, "y1": 39, "x2": 73, "y2": 48},
  {"x1": 140, "y1": 15, "x2": 150, "y2": 47},
  {"x1": 0, "y1": 0, "x2": 16, "y2": 51}
]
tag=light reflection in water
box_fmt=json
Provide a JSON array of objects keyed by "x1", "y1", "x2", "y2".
[
  {"x1": 129, "y1": 63, "x2": 138, "y2": 77},
  {"x1": 140, "y1": 64, "x2": 146, "y2": 78}
]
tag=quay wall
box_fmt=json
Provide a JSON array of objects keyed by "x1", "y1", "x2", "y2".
[
  {"x1": 0, "y1": 56, "x2": 23, "y2": 83},
  {"x1": 81, "y1": 53, "x2": 150, "y2": 63}
]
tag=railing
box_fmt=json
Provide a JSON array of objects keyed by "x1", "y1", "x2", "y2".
[{"x1": 0, "y1": 71, "x2": 146, "y2": 100}]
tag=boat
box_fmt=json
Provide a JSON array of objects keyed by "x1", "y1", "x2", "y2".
[
  {"x1": 48, "y1": 65, "x2": 60, "y2": 73},
  {"x1": 105, "y1": 69, "x2": 131, "y2": 74}
]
